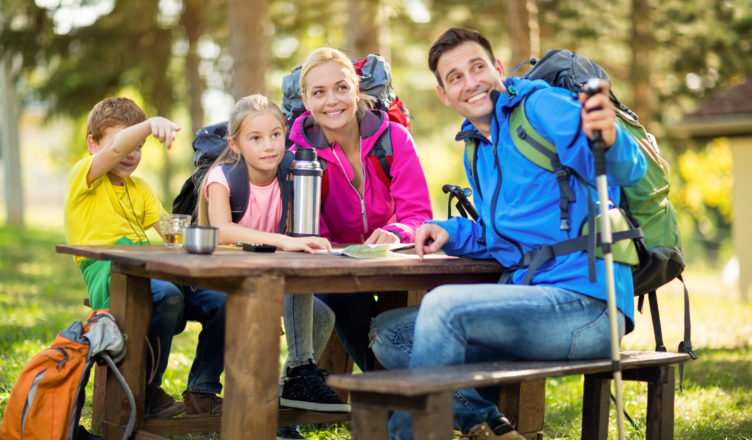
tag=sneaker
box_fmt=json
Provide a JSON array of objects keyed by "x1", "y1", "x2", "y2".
[
  {"x1": 457, "y1": 416, "x2": 525, "y2": 440},
  {"x1": 145, "y1": 387, "x2": 185, "y2": 418},
  {"x1": 277, "y1": 425, "x2": 307, "y2": 440},
  {"x1": 280, "y1": 360, "x2": 351, "y2": 413},
  {"x1": 182, "y1": 390, "x2": 223, "y2": 416}
]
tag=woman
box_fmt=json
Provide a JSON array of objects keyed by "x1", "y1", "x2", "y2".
[{"x1": 288, "y1": 47, "x2": 433, "y2": 370}]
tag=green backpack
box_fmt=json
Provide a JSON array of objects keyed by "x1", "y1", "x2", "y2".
[{"x1": 464, "y1": 49, "x2": 695, "y2": 367}]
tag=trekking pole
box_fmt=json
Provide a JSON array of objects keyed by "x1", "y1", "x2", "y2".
[{"x1": 583, "y1": 77, "x2": 625, "y2": 440}]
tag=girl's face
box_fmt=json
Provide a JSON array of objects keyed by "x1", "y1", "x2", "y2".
[
  {"x1": 228, "y1": 112, "x2": 286, "y2": 185},
  {"x1": 302, "y1": 61, "x2": 359, "y2": 134}
]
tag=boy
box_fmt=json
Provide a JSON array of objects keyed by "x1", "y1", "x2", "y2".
[{"x1": 64, "y1": 97, "x2": 226, "y2": 418}]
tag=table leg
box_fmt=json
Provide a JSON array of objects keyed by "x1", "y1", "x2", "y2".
[
  {"x1": 222, "y1": 275, "x2": 284, "y2": 440},
  {"x1": 104, "y1": 272, "x2": 152, "y2": 438}
]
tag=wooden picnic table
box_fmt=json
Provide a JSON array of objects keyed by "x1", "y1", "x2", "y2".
[{"x1": 56, "y1": 244, "x2": 504, "y2": 439}]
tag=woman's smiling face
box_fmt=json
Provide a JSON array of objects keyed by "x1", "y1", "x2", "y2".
[{"x1": 302, "y1": 60, "x2": 359, "y2": 135}]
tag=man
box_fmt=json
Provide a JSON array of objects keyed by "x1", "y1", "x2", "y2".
[{"x1": 370, "y1": 28, "x2": 647, "y2": 440}]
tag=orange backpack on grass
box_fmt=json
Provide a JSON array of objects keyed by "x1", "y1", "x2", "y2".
[{"x1": 0, "y1": 311, "x2": 134, "y2": 440}]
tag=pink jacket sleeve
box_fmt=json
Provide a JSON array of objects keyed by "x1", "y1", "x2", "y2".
[{"x1": 379, "y1": 123, "x2": 433, "y2": 242}]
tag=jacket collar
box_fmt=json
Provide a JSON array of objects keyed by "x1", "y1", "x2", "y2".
[
  {"x1": 290, "y1": 109, "x2": 388, "y2": 152},
  {"x1": 454, "y1": 78, "x2": 551, "y2": 142}
]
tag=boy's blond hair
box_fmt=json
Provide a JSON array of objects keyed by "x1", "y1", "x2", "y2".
[{"x1": 86, "y1": 97, "x2": 147, "y2": 142}]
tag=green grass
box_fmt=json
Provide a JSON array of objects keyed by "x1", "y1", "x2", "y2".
[{"x1": 2, "y1": 225, "x2": 752, "y2": 439}]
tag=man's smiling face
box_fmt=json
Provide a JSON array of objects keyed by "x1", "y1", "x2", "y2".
[{"x1": 435, "y1": 41, "x2": 506, "y2": 136}]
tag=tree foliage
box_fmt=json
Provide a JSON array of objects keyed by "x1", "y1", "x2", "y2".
[{"x1": 2, "y1": 0, "x2": 751, "y2": 259}]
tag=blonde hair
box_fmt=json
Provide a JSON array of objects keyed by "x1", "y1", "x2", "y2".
[
  {"x1": 197, "y1": 94, "x2": 287, "y2": 225},
  {"x1": 299, "y1": 47, "x2": 375, "y2": 120}
]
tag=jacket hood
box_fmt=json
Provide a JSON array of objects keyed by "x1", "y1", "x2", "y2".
[{"x1": 289, "y1": 109, "x2": 389, "y2": 155}]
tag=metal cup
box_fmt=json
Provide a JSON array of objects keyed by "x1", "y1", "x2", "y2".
[{"x1": 184, "y1": 225, "x2": 218, "y2": 254}]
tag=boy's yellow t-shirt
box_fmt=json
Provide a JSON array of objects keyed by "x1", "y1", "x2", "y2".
[{"x1": 64, "y1": 155, "x2": 166, "y2": 266}]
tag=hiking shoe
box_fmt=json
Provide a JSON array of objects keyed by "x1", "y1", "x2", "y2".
[
  {"x1": 280, "y1": 360, "x2": 351, "y2": 413},
  {"x1": 182, "y1": 390, "x2": 223, "y2": 416},
  {"x1": 145, "y1": 387, "x2": 185, "y2": 418},
  {"x1": 277, "y1": 425, "x2": 307, "y2": 440},
  {"x1": 457, "y1": 416, "x2": 525, "y2": 440}
]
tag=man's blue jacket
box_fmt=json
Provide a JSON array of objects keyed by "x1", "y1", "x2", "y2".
[{"x1": 430, "y1": 78, "x2": 647, "y2": 331}]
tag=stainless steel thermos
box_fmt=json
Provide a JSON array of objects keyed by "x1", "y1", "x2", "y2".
[{"x1": 289, "y1": 148, "x2": 323, "y2": 236}]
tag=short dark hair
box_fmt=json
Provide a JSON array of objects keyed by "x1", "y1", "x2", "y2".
[
  {"x1": 428, "y1": 27, "x2": 496, "y2": 87},
  {"x1": 86, "y1": 97, "x2": 147, "y2": 142}
]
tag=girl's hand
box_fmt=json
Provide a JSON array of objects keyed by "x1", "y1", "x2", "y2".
[
  {"x1": 364, "y1": 228, "x2": 400, "y2": 244},
  {"x1": 279, "y1": 236, "x2": 333, "y2": 253}
]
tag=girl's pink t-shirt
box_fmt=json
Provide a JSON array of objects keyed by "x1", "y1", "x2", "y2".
[{"x1": 205, "y1": 165, "x2": 282, "y2": 233}]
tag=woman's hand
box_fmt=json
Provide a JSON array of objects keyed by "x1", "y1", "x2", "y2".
[
  {"x1": 279, "y1": 236, "x2": 333, "y2": 253},
  {"x1": 364, "y1": 228, "x2": 400, "y2": 244}
]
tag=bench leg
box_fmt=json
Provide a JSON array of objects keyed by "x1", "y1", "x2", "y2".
[
  {"x1": 350, "y1": 391, "x2": 453, "y2": 440},
  {"x1": 583, "y1": 364, "x2": 678, "y2": 440},
  {"x1": 645, "y1": 365, "x2": 675, "y2": 440},
  {"x1": 582, "y1": 375, "x2": 610, "y2": 440},
  {"x1": 351, "y1": 406, "x2": 390, "y2": 440}
]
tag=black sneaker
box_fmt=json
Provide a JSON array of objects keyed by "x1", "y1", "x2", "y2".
[
  {"x1": 277, "y1": 425, "x2": 306, "y2": 440},
  {"x1": 280, "y1": 360, "x2": 351, "y2": 413}
]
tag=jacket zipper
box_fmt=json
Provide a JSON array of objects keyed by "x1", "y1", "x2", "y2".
[
  {"x1": 489, "y1": 123, "x2": 524, "y2": 261},
  {"x1": 333, "y1": 140, "x2": 369, "y2": 238}
]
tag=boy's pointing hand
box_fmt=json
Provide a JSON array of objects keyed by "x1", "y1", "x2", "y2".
[{"x1": 149, "y1": 117, "x2": 181, "y2": 150}]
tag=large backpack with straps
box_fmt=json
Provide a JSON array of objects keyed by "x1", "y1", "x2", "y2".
[
  {"x1": 0, "y1": 311, "x2": 135, "y2": 440},
  {"x1": 463, "y1": 49, "x2": 695, "y2": 366}
]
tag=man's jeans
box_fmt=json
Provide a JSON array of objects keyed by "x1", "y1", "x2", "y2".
[
  {"x1": 182, "y1": 286, "x2": 227, "y2": 395},
  {"x1": 370, "y1": 284, "x2": 625, "y2": 439}
]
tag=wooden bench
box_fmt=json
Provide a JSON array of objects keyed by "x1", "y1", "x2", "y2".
[{"x1": 327, "y1": 351, "x2": 690, "y2": 440}]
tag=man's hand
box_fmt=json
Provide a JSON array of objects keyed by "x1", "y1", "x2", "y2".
[
  {"x1": 578, "y1": 80, "x2": 616, "y2": 149},
  {"x1": 364, "y1": 228, "x2": 400, "y2": 244},
  {"x1": 148, "y1": 117, "x2": 181, "y2": 150},
  {"x1": 414, "y1": 223, "x2": 449, "y2": 260}
]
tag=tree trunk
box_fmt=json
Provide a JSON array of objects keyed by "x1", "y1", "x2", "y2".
[
  {"x1": 1, "y1": 55, "x2": 24, "y2": 227},
  {"x1": 631, "y1": 0, "x2": 653, "y2": 126},
  {"x1": 346, "y1": 0, "x2": 389, "y2": 60},
  {"x1": 505, "y1": 0, "x2": 540, "y2": 73},
  {"x1": 182, "y1": 0, "x2": 206, "y2": 135},
  {"x1": 227, "y1": 0, "x2": 270, "y2": 99}
]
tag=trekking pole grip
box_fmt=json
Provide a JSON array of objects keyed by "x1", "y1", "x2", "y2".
[{"x1": 582, "y1": 78, "x2": 607, "y2": 177}]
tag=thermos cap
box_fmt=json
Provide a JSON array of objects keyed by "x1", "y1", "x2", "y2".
[{"x1": 295, "y1": 147, "x2": 317, "y2": 161}]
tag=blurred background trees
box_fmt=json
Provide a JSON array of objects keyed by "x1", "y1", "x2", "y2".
[{"x1": 1, "y1": 0, "x2": 750, "y2": 264}]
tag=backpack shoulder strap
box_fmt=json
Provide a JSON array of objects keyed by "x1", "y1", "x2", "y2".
[
  {"x1": 509, "y1": 94, "x2": 576, "y2": 230},
  {"x1": 368, "y1": 125, "x2": 393, "y2": 188},
  {"x1": 509, "y1": 95, "x2": 559, "y2": 172},
  {"x1": 221, "y1": 162, "x2": 250, "y2": 223}
]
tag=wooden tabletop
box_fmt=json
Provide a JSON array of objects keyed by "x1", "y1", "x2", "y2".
[{"x1": 56, "y1": 244, "x2": 506, "y2": 293}]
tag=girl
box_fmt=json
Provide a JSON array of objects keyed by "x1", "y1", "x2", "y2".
[
  {"x1": 198, "y1": 95, "x2": 350, "y2": 423},
  {"x1": 289, "y1": 48, "x2": 433, "y2": 371}
]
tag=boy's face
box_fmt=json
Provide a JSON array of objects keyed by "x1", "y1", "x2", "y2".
[
  {"x1": 88, "y1": 125, "x2": 142, "y2": 179},
  {"x1": 435, "y1": 41, "x2": 506, "y2": 130}
]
